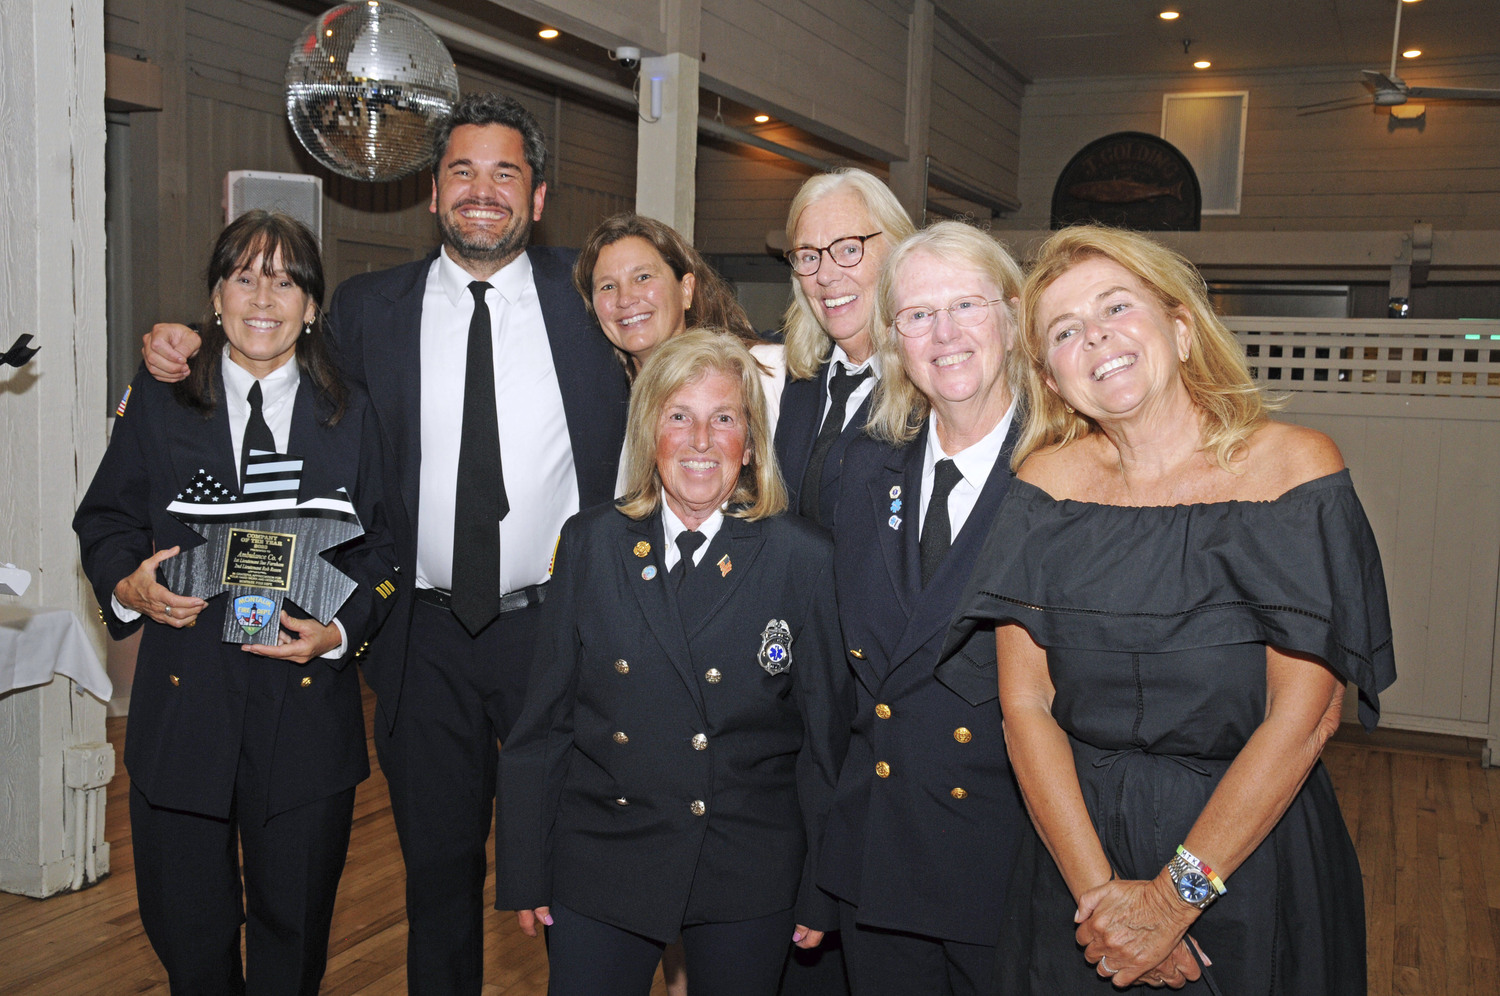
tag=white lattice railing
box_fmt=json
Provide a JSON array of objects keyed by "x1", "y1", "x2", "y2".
[{"x1": 1226, "y1": 317, "x2": 1500, "y2": 399}]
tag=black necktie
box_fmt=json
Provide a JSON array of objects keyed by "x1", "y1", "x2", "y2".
[
  {"x1": 450, "y1": 281, "x2": 510, "y2": 635},
  {"x1": 919, "y1": 459, "x2": 963, "y2": 587},
  {"x1": 242, "y1": 380, "x2": 276, "y2": 487},
  {"x1": 671, "y1": 530, "x2": 706, "y2": 591},
  {"x1": 800, "y1": 365, "x2": 870, "y2": 525}
]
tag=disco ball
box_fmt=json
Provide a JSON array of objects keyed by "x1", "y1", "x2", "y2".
[{"x1": 286, "y1": 1, "x2": 460, "y2": 182}]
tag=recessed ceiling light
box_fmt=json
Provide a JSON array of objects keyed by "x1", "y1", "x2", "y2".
[
  {"x1": 1193, "y1": 60, "x2": 1211, "y2": 69},
  {"x1": 1402, "y1": 49, "x2": 1421, "y2": 59},
  {"x1": 753, "y1": 114, "x2": 771, "y2": 123},
  {"x1": 538, "y1": 28, "x2": 559, "y2": 39},
  {"x1": 1159, "y1": 10, "x2": 1180, "y2": 20},
  {"x1": 1401, "y1": 1, "x2": 1421, "y2": 5}
]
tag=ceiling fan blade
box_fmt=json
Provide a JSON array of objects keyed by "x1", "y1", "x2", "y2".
[
  {"x1": 1297, "y1": 93, "x2": 1369, "y2": 110},
  {"x1": 1403, "y1": 85, "x2": 1500, "y2": 101},
  {"x1": 1296, "y1": 101, "x2": 1372, "y2": 117},
  {"x1": 1361, "y1": 69, "x2": 1405, "y2": 92}
]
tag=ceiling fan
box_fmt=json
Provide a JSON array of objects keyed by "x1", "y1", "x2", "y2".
[{"x1": 1298, "y1": 0, "x2": 1500, "y2": 115}]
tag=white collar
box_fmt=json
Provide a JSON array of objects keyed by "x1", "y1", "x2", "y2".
[
  {"x1": 436, "y1": 245, "x2": 534, "y2": 307},
  {"x1": 661, "y1": 501, "x2": 725, "y2": 553},
  {"x1": 829, "y1": 343, "x2": 881, "y2": 378},
  {"x1": 927, "y1": 398, "x2": 1017, "y2": 488},
  {"x1": 220, "y1": 344, "x2": 300, "y2": 408}
]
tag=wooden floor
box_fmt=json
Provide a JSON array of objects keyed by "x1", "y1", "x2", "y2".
[{"x1": 1, "y1": 682, "x2": 1495, "y2": 994}]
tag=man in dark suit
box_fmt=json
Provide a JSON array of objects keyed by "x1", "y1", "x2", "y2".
[
  {"x1": 818, "y1": 221, "x2": 1029, "y2": 995},
  {"x1": 773, "y1": 169, "x2": 916, "y2": 533},
  {"x1": 141, "y1": 94, "x2": 629, "y2": 995}
]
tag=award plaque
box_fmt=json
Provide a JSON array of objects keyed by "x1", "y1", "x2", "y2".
[{"x1": 159, "y1": 454, "x2": 365, "y2": 645}]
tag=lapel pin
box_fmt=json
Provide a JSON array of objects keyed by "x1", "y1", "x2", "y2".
[
  {"x1": 633, "y1": 540, "x2": 651, "y2": 558},
  {"x1": 889, "y1": 485, "x2": 902, "y2": 499},
  {"x1": 641, "y1": 565, "x2": 657, "y2": 581},
  {"x1": 888, "y1": 514, "x2": 902, "y2": 530},
  {"x1": 889, "y1": 498, "x2": 902, "y2": 513},
  {"x1": 717, "y1": 554, "x2": 732, "y2": 577}
]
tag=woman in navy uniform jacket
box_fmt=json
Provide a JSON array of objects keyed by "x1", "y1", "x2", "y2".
[
  {"x1": 497, "y1": 330, "x2": 852, "y2": 996},
  {"x1": 819, "y1": 222, "x2": 1029, "y2": 996},
  {"x1": 74, "y1": 212, "x2": 396, "y2": 996}
]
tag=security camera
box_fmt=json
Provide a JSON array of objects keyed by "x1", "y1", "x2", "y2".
[{"x1": 610, "y1": 46, "x2": 641, "y2": 70}]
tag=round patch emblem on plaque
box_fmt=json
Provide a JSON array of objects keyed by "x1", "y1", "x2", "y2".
[{"x1": 1051, "y1": 131, "x2": 1201, "y2": 231}]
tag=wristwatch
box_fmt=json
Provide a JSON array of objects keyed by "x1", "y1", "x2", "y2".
[{"x1": 1167, "y1": 845, "x2": 1226, "y2": 911}]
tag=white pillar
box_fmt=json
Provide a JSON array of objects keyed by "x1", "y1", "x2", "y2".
[
  {"x1": 0, "y1": 0, "x2": 112, "y2": 897},
  {"x1": 636, "y1": 52, "x2": 701, "y2": 239},
  {"x1": 889, "y1": 0, "x2": 935, "y2": 223}
]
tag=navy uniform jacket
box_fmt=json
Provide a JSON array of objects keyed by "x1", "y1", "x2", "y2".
[
  {"x1": 74, "y1": 370, "x2": 398, "y2": 819},
  {"x1": 324, "y1": 246, "x2": 630, "y2": 728},
  {"x1": 496, "y1": 504, "x2": 854, "y2": 944},
  {"x1": 818, "y1": 419, "x2": 1027, "y2": 946},
  {"x1": 774, "y1": 360, "x2": 875, "y2": 529}
]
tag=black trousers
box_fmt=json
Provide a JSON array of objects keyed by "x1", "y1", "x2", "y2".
[
  {"x1": 838, "y1": 902, "x2": 995, "y2": 996},
  {"x1": 373, "y1": 597, "x2": 539, "y2": 996},
  {"x1": 545, "y1": 903, "x2": 797, "y2": 996},
  {"x1": 129, "y1": 662, "x2": 356, "y2": 996}
]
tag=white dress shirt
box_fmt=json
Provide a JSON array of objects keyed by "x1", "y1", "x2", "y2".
[
  {"x1": 416, "y1": 246, "x2": 578, "y2": 594},
  {"x1": 116, "y1": 350, "x2": 348, "y2": 656},
  {"x1": 820, "y1": 345, "x2": 881, "y2": 430},
  {"x1": 918, "y1": 399, "x2": 1018, "y2": 539},
  {"x1": 661, "y1": 503, "x2": 725, "y2": 571}
]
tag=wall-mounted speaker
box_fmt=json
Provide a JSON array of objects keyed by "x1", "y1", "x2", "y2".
[{"x1": 224, "y1": 170, "x2": 323, "y2": 245}]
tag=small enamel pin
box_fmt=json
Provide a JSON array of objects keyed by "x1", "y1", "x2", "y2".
[
  {"x1": 641, "y1": 565, "x2": 657, "y2": 580},
  {"x1": 888, "y1": 515, "x2": 902, "y2": 530},
  {"x1": 889, "y1": 485, "x2": 902, "y2": 499},
  {"x1": 889, "y1": 498, "x2": 902, "y2": 513},
  {"x1": 717, "y1": 554, "x2": 732, "y2": 577},
  {"x1": 633, "y1": 540, "x2": 650, "y2": 558},
  {"x1": 758, "y1": 618, "x2": 793, "y2": 675}
]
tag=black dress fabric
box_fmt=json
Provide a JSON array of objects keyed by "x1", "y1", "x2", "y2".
[{"x1": 948, "y1": 469, "x2": 1395, "y2": 995}]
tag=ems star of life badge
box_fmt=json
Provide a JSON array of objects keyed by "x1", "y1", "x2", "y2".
[{"x1": 758, "y1": 618, "x2": 792, "y2": 675}]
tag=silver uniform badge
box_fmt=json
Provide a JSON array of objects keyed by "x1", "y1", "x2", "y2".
[{"x1": 758, "y1": 618, "x2": 793, "y2": 675}]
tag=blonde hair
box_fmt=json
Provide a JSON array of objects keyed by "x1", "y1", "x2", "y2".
[
  {"x1": 617, "y1": 329, "x2": 787, "y2": 521},
  {"x1": 1013, "y1": 224, "x2": 1275, "y2": 471},
  {"x1": 864, "y1": 221, "x2": 1026, "y2": 446},
  {"x1": 781, "y1": 169, "x2": 916, "y2": 380}
]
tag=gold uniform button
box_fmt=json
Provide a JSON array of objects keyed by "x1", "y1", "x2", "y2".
[
  {"x1": 169, "y1": 674, "x2": 180, "y2": 686},
  {"x1": 875, "y1": 761, "x2": 891, "y2": 778},
  {"x1": 690, "y1": 800, "x2": 706, "y2": 816},
  {"x1": 301, "y1": 676, "x2": 313, "y2": 688},
  {"x1": 705, "y1": 668, "x2": 722, "y2": 683},
  {"x1": 951, "y1": 787, "x2": 968, "y2": 800},
  {"x1": 849, "y1": 648, "x2": 865, "y2": 660},
  {"x1": 614, "y1": 659, "x2": 630, "y2": 674},
  {"x1": 613, "y1": 731, "x2": 629, "y2": 744},
  {"x1": 875, "y1": 704, "x2": 892, "y2": 720},
  {"x1": 691, "y1": 733, "x2": 708, "y2": 750},
  {"x1": 953, "y1": 727, "x2": 972, "y2": 744}
]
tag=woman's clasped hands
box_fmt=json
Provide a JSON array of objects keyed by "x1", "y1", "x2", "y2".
[{"x1": 1075, "y1": 875, "x2": 1207, "y2": 989}]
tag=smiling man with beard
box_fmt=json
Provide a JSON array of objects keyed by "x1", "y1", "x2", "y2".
[{"x1": 138, "y1": 93, "x2": 630, "y2": 995}]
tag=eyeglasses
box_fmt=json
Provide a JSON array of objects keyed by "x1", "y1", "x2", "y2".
[
  {"x1": 783, "y1": 233, "x2": 883, "y2": 276},
  {"x1": 892, "y1": 297, "x2": 1005, "y2": 338}
]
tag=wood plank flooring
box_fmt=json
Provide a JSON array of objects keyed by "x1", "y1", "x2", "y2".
[{"x1": 1, "y1": 681, "x2": 1495, "y2": 994}]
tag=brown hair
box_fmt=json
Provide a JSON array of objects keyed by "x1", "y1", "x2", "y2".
[
  {"x1": 177, "y1": 210, "x2": 346, "y2": 424},
  {"x1": 574, "y1": 213, "x2": 760, "y2": 378}
]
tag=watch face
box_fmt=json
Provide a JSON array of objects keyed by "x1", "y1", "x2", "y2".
[{"x1": 1176, "y1": 870, "x2": 1213, "y2": 905}]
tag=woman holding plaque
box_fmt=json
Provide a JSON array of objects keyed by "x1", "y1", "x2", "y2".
[
  {"x1": 74, "y1": 210, "x2": 397, "y2": 996},
  {"x1": 497, "y1": 330, "x2": 852, "y2": 996}
]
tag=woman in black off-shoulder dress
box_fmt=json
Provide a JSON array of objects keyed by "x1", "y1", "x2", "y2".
[{"x1": 947, "y1": 226, "x2": 1395, "y2": 994}]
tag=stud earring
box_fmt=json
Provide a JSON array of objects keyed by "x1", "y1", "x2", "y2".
[{"x1": 1063, "y1": 402, "x2": 1075, "y2": 414}]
